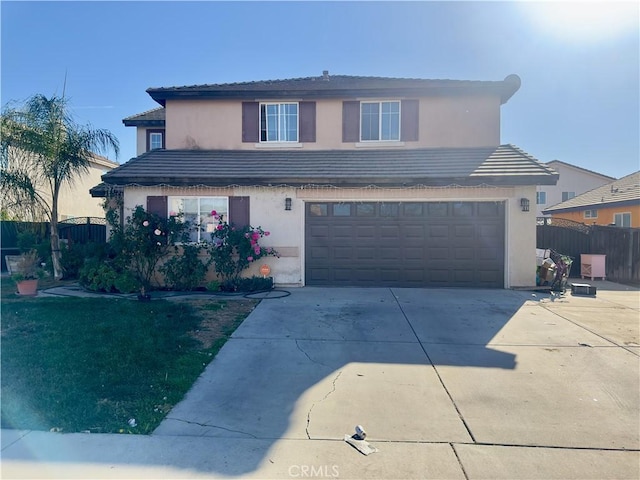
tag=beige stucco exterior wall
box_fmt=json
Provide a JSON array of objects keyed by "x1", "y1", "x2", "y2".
[
  {"x1": 163, "y1": 95, "x2": 501, "y2": 151},
  {"x1": 122, "y1": 184, "x2": 536, "y2": 289},
  {"x1": 56, "y1": 160, "x2": 115, "y2": 219}
]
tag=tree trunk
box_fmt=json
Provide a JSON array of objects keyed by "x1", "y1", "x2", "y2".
[{"x1": 50, "y1": 190, "x2": 63, "y2": 279}]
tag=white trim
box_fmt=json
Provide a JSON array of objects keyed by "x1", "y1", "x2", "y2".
[{"x1": 255, "y1": 142, "x2": 303, "y2": 149}]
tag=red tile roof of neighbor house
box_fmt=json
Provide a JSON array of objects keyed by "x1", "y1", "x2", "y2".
[
  {"x1": 145, "y1": 72, "x2": 522, "y2": 106},
  {"x1": 97, "y1": 144, "x2": 557, "y2": 191},
  {"x1": 543, "y1": 171, "x2": 640, "y2": 214}
]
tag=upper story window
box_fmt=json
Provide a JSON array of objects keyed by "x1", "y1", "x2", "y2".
[
  {"x1": 562, "y1": 191, "x2": 576, "y2": 202},
  {"x1": 536, "y1": 191, "x2": 546, "y2": 205},
  {"x1": 360, "y1": 101, "x2": 400, "y2": 141},
  {"x1": 260, "y1": 103, "x2": 298, "y2": 142},
  {"x1": 146, "y1": 129, "x2": 165, "y2": 151}
]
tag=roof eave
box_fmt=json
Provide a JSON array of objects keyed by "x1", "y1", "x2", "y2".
[
  {"x1": 543, "y1": 198, "x2": 640, "y2": 214},
  {"x1": 101, "y1": 173, "x2": 554, "y2": 189}
]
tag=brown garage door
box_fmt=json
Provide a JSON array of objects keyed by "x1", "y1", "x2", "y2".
[{"x1": 305, "y1": 201, "x2": 505, "y2": 288}]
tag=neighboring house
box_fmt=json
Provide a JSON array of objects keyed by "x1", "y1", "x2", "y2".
[
  {"x1": 542, "y1": 171, "x2": 640, "y2": 228},
  {"x1": 93, "y1": 71, "x2": 558, "y2": 288},
  {"x1": 57, "y1": 153, "x2": 120, "y2": 220},
  {"x1": 536, "y1": 160, "x2": 614, "y2": 217},
  {"x1": 3, "y1": 147, "x2": 119, "y2": 220}
]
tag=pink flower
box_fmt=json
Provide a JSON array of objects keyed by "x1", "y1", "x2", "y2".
[
  {"x1": 264, "y1": 231, "x2": 270, "y2": 236},
  {"x1": 217, "y1": 225, "x2": 224, "y2": 230},
  {"x1": 254, "y1": 247, "x2": 260, "y2": 255},
  {"x1": 244, "y1": 233, "x2": 250, "y2": 238},
  {"x1": 252, "y1": 232, "x2": 260, "y2": 240},
  {"x1": 247, "y1": 256, "x2": 254, "y2": 262},
  {"x1": 211, "y1": 210, "x2": 217, "y2": 216},
  {"x1": 154, "y1": 229, "x2": 162, "y2": 236},
  {"x1": 142, "y1": 220, "x2": 150, "y2": 227}
]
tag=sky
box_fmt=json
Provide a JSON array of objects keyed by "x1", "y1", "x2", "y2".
[{"x1": 1, "y1": 1, "x2": 638, "y2": 179}]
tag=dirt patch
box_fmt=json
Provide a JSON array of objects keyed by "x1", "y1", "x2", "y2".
[{"x1": 177, "y1": 298, "x2": 259, "y2": 349}]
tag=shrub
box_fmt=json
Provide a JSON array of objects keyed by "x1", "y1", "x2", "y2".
[
  {"x1": 79, "y1": 259, "x2": 138, "y2": 293},
  {"x1": 159, "y1": 243, "x2": 211, "y2": 291},
  {"x1": 207, "y1": 211, "x2": 278, "y2": 288},
  {"x1": 108, "y1": 206, "x2": 190, "y2": 295}
]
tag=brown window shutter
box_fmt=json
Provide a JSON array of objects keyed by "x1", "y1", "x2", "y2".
[
  {"x1": 401, "y1": 99, "x2": 419, "y2": 141},
  {"x1": 342, "y1": 101, "x2": 360, "y2": 142},
  {"x1": 299, "y1": 101, "x2": 316, "y2": 142},
  {"x1": 147, "y1": 196, "x2": 168, "y2": 217},
  {"x1": 229, "y1": 196, "x2": 250, "y2": 228},
  {"x1": 242, "y1": 102, "x2": 259, "y2": 142}
]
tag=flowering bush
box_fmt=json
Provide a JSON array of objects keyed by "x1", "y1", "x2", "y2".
[
  {"x1": 207, "y1": 210, "x2": 278, "y2": 290},
  {"x1": 109, "y1": 206, "x2": 191, "y2": 296}
]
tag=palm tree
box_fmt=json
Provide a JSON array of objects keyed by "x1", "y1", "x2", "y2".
[{"x1": 1, "y1": 94, "x2": 119, "y2": 279}]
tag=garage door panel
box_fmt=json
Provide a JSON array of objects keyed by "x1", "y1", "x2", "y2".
[
  {"x1": 333, "y1": 226, "x2": 353, "y2": 238},
  {"x1": 309, "y1": 246, "x2": 330, "y2": 259},
  {"x1": 380, "y1": 247, "x2": 401, "y2": 260},
  {"x1": 306, "y1": 201, "x2": 504, "y2": 288},
  {"x1": 309, "y1": 225, "x2": 330, "y2": 237},
  {"x1": 454, "y1": 247, "x2": 474, "y2": 260},
  {"x1": 380, "y1": 225, "x2": 400, "y2": 239},
  {"x1": 334, "y1": 247, "x2": 352, "y2": 259}
]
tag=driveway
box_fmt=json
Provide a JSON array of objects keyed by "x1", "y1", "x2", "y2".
[
  {"x1": 151, "y1": 285, "x2": 639, "y2": 479},
  {"x1": 2, "y1": 283, "x2": 639, "y2": 479}
]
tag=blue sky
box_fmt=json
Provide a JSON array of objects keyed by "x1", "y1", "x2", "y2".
[{"x1": 2, "y1": 1, "x2": 638, "y2": 178}]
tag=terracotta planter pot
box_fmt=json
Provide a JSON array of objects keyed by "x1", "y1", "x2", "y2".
[{"x1": 16, "y1": 279, "x2": 39, "y2": 296}]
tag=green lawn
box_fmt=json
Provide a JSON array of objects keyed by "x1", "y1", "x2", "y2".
[{"x1": 0, "y1": 276, "x2": 257, "y2": 434}]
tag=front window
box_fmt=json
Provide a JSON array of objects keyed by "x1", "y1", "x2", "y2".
[
  {"x1": 562, "y1": 191, "x2": 576, "y2": 202},
  {"x1": 584, "y1": 209, "x2": 598, "y2": 219},
  {"x1": 260, "y1": 103, "x2": 298, "y2": 142},
  {"x1": 169, "y1": 197, "x2": 228, "y2": 242},
  {"x1": 536, "y1": 191, "x2": 547, "y2": 205},
  {"x1": 614, "y1": 212, "x2": 631, "y2": 228},
  {"x1": 361, "y1": 101, "x2": 400, "y2": 141}
]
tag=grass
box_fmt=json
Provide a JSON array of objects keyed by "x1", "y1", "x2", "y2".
[{"x1": 0, "y1": 276, "x2": 257, "y2": 434}]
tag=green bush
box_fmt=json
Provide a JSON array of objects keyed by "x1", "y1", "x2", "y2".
[
  {"x1": 60, "y1": 242, "x2": 110, "y2": 279},
  {"x1": 160, "y1": 244, "x2": 211, "y2": 291},
  {"x1": 79, "y1": 260, "x2": 138, "y2": 293}
]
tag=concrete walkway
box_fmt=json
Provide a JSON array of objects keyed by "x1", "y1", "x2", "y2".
[{"x1": 2, "y1": 282, "x2": 639, "y2": 479}]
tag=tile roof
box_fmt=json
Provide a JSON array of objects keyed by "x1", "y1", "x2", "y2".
[
  {"x1": 146, "y1": 72, "x2": 521, "y2": 106},
  {"x1": 100, "y1": 144, "x2": 557, "y2": 189},
  {"x1": 543, "y1": 171, "x2": 640, "y2": 213},
  {"x1": 122, "y1": 107, "x2": 165, "y2": 126}
]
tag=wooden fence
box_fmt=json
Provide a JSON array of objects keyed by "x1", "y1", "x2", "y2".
[{"x1": 537, "y1": 218, "x2": 640, "y2": 285}]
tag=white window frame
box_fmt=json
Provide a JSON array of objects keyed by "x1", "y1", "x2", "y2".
[
  {"x1": 562, "y1": 191, "x2": 576, "y2": 202},
  {"x1": 260, "y1": 102, "x2": 298, "y2": 143},
  {"x1": 584, "y1": 209, "x2": 598, "y2": 219},
  {"x1": 360, "y1": 100, "x2": 401, "y2": 142},
  {"x1": 168, "y1": 196, "x2": 229, "y2": 243},
  {"x1": 149, "y1": 132, "x2": 163, "y2": 150},
  {"x1": 614, "y1": 212, "x2": 631, "y2": 228},
  {"x1": 536, "y1": 191, "x2": 547, "y2": 205}
]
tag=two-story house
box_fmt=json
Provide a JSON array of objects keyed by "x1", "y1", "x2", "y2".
[
  {"x1": 93, "y1": 71, "x2": 558, "y2": 288},
  {"x1": 543, "y1": 171, "x2": 640, "y2": 228},
  {"x1": 536, "y1": 160, "x2": 614, "y2": 218}
]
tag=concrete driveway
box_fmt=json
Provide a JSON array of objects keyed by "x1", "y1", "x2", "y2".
[{"x1": 2, "y1": 283, "x2": 639, "y2": 479}]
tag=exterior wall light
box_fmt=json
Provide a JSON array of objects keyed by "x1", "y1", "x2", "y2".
[
  {"x1": 520, "y1": 198, "x2": 530, "y2": 212},
  {"x1": 285, "y1": 197, "x2": 292, "y2": 211}
]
